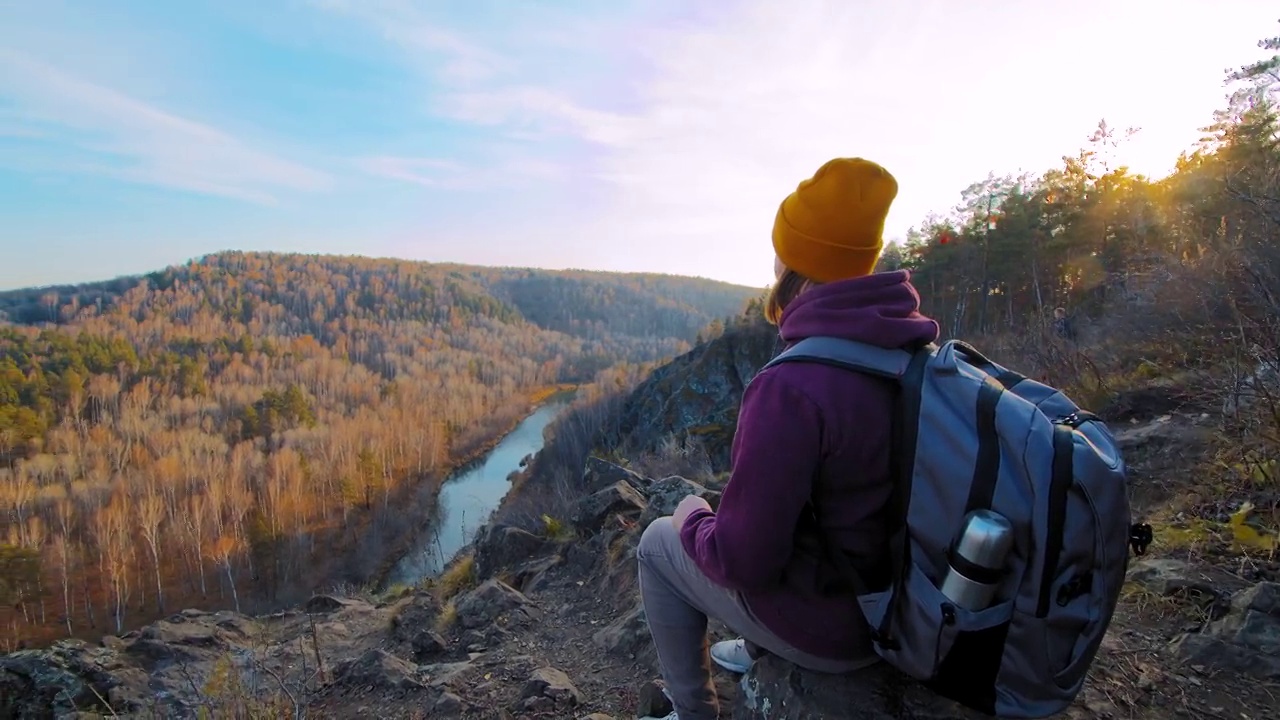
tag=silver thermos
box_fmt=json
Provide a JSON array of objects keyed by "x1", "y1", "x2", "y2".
[{"x1": 939, "y1": 509, "x2": 1014, "y2": 611}]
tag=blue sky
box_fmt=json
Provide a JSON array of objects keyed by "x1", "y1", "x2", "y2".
[{"x1": 1, "y1": 0, "x2": 1276, "y2": 291}]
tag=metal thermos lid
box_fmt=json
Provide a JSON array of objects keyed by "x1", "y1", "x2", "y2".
[{"x1": 955, "y1": 509, "x2": 1014, "y2": 569}]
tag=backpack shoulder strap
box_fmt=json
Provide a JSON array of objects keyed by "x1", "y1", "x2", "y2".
[
  {"x1": 759, "y1": 335, "x2": 933, "y2": 639},
  {"x1": 762, "y1": 336, "x2": 915, "y2": 380}
]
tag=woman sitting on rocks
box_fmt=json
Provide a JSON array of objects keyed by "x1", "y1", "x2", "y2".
[{"x1": 636, "y1": 157, "x2": 940, "y2": 720}]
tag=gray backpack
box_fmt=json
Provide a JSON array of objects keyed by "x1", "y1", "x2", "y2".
[{"x1": 763, "y1": 337, "x2": 1147, "y2": 719}]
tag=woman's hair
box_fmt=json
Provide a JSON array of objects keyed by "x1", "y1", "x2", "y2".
[{"x1": 764, "y1": 267, "x2": 816, "y2": 325}]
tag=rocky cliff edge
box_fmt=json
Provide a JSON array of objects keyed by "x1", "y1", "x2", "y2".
[{"x1": 5, "y1": 446, "x2": 1280, "y2": 719}]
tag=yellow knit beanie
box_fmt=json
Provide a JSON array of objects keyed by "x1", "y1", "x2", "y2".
[{"x1": 772, "y1": 157, "x2": 898, "y2": 283}]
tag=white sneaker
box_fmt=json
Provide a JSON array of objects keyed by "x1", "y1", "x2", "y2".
[{"x1": 710, "y1": 638, "x2": 754, "y2": 674}]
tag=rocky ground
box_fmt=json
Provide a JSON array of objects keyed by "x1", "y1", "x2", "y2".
[{"x1": 5, "y1": 402, "x2": 1280, "y2": 718}]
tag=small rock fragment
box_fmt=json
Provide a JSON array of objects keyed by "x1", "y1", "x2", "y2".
[
  {"x1": 520, "y1": 666, "x2": 583, "y2": 706},
  {"x1": 434, "y1": 691, "x2": 465, "y2": 715}
]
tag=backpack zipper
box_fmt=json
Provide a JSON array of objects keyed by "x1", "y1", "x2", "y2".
[
  {"x1": 1036, "y1": 413, "x2": 1099, "y2": 618},
  {"x1": 1059, "y1": 411, "x2": 1099, "y2": 428}
]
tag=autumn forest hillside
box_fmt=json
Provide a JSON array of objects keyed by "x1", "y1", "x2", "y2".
[{"x1": 0, "y1": 251, "x2": 759, "y2": 649}]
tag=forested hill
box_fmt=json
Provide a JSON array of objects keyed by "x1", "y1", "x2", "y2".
[
  {"x1": 0, "y1": 252, "x2": 757, "y2": 368},
  {"x1": 0, "y1": 251, "x2": 758, "y2": 649}
]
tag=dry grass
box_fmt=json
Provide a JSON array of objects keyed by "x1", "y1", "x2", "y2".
[
  {"x1": 1149, "y1": 514, "x2": 1217, "y2": 554},
  {"x1": 432, "y1": 553, "x2": 477, "y2": 604},
  {"x1": 434, "y1": 601, "x2": 458, "y2": 634},
  {"x1": 376, "y1": 583, "x2": 414, "y2": 604},
  {"x1": 628, "y1": 435, "x2": 715, "y2": 483},
  {"x1": 95, "y1": 613, "x2": 338, "y2": 720},
  {"x1": 528, "y1": 383, "x2": 579, "y2": 404},
  {"x1": 540, "y1": 513, "x2": 574, "y2": 541},
  {"x1": 416, "y1": 550, "x2": 478, "y2": 633},
  {"x1": 605, "y1": 532, "x2": 633, "y2": 571},
  {"x1": 1118, "y1": 581, "x2": 1213, "y2": 626},
  {"x1": 499, "y1": 464, "x2": 589, "y2": 536},
  {"x1": 193, "y1": 654, "x2": 294, "y2": 720}
]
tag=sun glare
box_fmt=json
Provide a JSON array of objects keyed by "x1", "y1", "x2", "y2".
[{"x1": 1109, "y1": 133, "x2": 1195, "y2": 180}]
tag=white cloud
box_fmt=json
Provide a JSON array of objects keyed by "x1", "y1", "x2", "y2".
[{"x1": 0, "y1": 48, "x2": 332, "y2": 204}]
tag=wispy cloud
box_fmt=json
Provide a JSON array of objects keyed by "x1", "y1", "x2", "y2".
[
  {"x1": 486, "y1": 2, "x2": 959, "y2": 230},
  {"x1": 309, "y1": 0, "x2": 506, "y2": 86},
  {"x1": 355, "y1": 154, "x2": 564, "y2": 190},
  {"x1": 0, "y1": 108, "x2": 46, "y2": 139},
  {"x1": 436, "y1": 86, "x2": 638, "y2": 146},
  {"x1": 326, "y1": 0, "x2": 955, "y2": 275},
  {"x1": 0, "y1": 48, "x2": 331, "y2": 205},
  {"x1": 315, "y1": 1, "x2": 945, "y2": 225},
  {"x1": 0, "y1": 124, "x2": 44, "y2": 140},
  {"x1": 314, "y1": 0, "x2": 627, "y2": 186},
  {"x1": 311, "y1": 1, "x2": 960, "y2": 279},
  {"x1": 1, "y1": 0, "x2": 1273, "y2": 292},
  {"x1": 358, "y1": 0, "x2": 1276, "y2": 265}
]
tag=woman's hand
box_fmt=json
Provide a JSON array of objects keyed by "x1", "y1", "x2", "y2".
[{"x1": 671, "y1": 494, "x2": 712, "y2": 530}]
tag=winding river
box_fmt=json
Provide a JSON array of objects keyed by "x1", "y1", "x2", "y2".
[{"x1": 388, "y1": 398, "x2": 570, "y2": 586}]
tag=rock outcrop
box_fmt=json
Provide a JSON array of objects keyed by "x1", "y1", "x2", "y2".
[
  {"x1": 1126, "y1": 557, "x2": 1280, "y2": 679},
  {"x1": 0, "y1": 609, "x2": 268, "y2": 717},
  {"x1": 1173, "y1": 581, "x2": 1280, "y2": 679},
  {"x1": 1126, "y1": 557, "x2": 1249, "y2": 618},
  {"x1": 638, "y1": 475, "x2": 722, "y2": 528},
  {"x1": 582, "y1": 456, "x2": 652, "y2": 494},
  {"x1": 516, "y1": 665, "x2": 583, "y2": 713},
  {"x1": 453, "y1": 579, "x2": 539, "y2": 630},
  {"x1": 471, "y1": 524, "x2": 548, "y2": 579},
  {"x1": 601, "y1": 314, "x2": 777, "y2": 469},
  {"x1": 573, "y1": 480, "x2": 648, "y2": 533}
]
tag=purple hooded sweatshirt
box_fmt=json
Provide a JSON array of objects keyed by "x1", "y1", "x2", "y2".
[{"x1": 679, "y1": 269, "x2": 940, "y2": 660}]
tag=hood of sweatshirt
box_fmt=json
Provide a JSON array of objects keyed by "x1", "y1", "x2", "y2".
[{"x1": 778, "y1": 269, "x2": 940, "y2": 349}]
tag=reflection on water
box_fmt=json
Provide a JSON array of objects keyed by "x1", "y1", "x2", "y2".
[{"x1": 389, "y1": 400, "x2": 568, "y2": 585}]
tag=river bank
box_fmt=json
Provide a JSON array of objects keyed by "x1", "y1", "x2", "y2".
[{"x1": 379, "y1": 390, "x2": 575, "y2": 588}]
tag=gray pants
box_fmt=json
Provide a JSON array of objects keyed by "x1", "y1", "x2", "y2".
[{"x1": 636, "y1": 517, "x2": 876, "y2": 720}]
